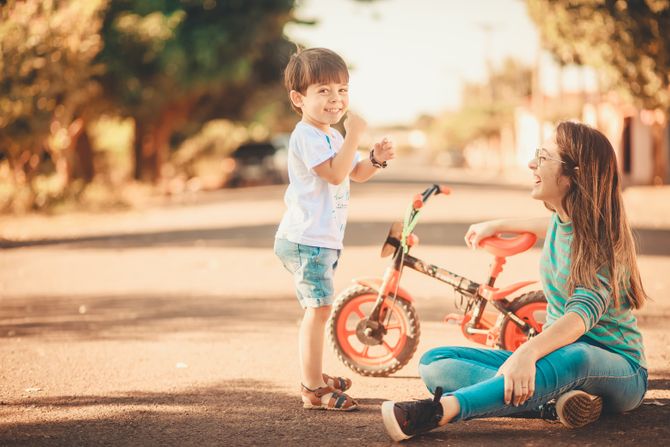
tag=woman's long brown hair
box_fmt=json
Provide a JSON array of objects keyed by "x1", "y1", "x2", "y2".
[{"x1": 555, "y1": 121, "x2": 647, "y2": 309}]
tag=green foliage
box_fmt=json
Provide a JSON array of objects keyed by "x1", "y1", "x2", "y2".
[
  {"x1": 0, "y1": 0, "x2": 314, "y2": 210},
  {"x1": 95, "y1": 0, "x2": 296, "y2": 181},
  {"x1": 97, "y1": 0, "x2": 295, "y2": 120},
  {"x1": 526, "y1": 0, "x2": 670, "y2": 111},
  {"x1": 0, "y1": 0, "x2": 104, "y2": 154}
]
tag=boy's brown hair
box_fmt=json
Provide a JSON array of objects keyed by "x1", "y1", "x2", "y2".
[{"x1": 283, "y1": 47, "x2": 349, "y2": 115}]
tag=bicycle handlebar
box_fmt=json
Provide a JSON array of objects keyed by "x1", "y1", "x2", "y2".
[
  {"x1": 411, "y1": 184, "x2": 450, "y2": 211},
  {"x1": 400, "y1": 185, "x2": 535, "y2": 259},
  {"x1": 402, "y1": 184, "x2": 450, "y2": 239}
]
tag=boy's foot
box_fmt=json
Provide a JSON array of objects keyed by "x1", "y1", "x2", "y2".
[
  {"x1": 381, "y1": 387, "x2": 444, "y2": 442},
  {"x1": 553, "y1": 390, "x2": 603, "y2": 428},
  {"x1": 322, "y1": 373, "x2": 352, "y2": 392},
  {"x1": 301, "y1": 384, "x2": 358, "y2": 411}
]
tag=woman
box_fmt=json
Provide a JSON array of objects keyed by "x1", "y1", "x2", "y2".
[{"x1": 381, "y1": 121, "x2": 648, "y2": 441}]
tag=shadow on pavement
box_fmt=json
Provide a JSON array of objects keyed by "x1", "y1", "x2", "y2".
[
  {"x1": 0, "y1": 294, "x2": 301, "y2": 341},
  {"x1": 1, "y1": 291, "x2": 665, "y2": 342},
  {"x1": 1, "y1": 378, "x2": 668, "y2": 447},
  {"x1": 0, "y1": 379, "x2": 387, "y2": 447},
  {"x1": 3, "y1": 222, "x2": 669, "y2": 256}
]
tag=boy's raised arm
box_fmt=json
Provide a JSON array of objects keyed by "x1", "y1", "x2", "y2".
[
  {"x1": 313, "y1": 112, "x2": 367, "y2": 185},
  {"x1": 350, "y1": 138, "x2": 395, "y2": 183}
]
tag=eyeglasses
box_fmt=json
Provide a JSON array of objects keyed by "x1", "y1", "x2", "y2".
[{"x1": 534, "y1": 148, "x2": 565, "y2": 167}]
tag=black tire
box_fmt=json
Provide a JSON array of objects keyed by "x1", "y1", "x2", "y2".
[
  {"x1": 328, "y1": 285, "x2": 420, "y2": 377},
  {"x1": 499, "y1": 290, "x2": 547, "y2": 351}
]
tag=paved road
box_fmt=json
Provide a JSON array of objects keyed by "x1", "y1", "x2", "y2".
[{"x1": 1, "y1": 179, "x2": 669, "y2": 446}]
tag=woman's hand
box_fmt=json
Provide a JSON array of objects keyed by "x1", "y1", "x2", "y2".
[
  {"x1": 496, "y1": 348, "x2": 538, "y2": 407},
  {"x1": 464, "y1": 220, "x2": 501, "y2": 249}
]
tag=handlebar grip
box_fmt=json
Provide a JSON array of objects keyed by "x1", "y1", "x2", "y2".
[
  {"x1": 438, "y1": 185, "x2": 451, "y2": 195},
  {"x1": 412, "y1": 194, "x2": 424, "y2": 209}
]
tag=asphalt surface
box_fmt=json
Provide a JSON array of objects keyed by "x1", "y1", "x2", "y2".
[{"x1": 1, "y1": 171, "x2": 669, "y2": 446}]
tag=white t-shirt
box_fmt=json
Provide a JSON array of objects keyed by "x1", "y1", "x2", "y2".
[{"x1": 275, "y1": 121, "x2": 360, "y2": 250}]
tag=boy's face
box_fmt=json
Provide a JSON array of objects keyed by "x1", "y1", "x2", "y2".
[{"x1": 290, "y1": 81, "x2": 349, "y2": 131}]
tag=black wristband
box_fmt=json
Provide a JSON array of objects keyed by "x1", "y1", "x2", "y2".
[{"x1": 370, "y1": 148, "x2": 387, "y2": 169}]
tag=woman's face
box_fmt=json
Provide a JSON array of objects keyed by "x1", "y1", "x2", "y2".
[{"x1": 528, "y1": 133, "x2": 571, "y2": 213}]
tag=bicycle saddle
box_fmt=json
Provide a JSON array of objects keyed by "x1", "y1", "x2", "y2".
[{"x1": 479, "y1": 232, "x2": 537, "y2": 257}]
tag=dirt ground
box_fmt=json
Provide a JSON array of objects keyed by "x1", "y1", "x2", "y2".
[{"x1": 1, "y1": 175, "x2": 669, "y2": 446}]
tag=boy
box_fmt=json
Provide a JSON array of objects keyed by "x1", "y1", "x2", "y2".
[{"x1": 275, "y1": 47, "x2": 394, "y2": 411}]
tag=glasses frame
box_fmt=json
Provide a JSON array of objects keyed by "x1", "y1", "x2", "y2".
[{"x1": 534, "y1": 148, "x2": 565, "y2": 167}]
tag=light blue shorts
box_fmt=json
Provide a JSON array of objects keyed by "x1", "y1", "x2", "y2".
[{"x1": 274, "y1": 238, "x2": 341, "y2": 309}]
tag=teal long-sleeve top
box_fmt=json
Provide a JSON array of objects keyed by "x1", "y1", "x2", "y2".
[{"x1": 540, "y1": 213, "x2": 646, "y2": 368}]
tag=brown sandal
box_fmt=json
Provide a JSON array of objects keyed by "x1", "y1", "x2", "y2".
[
  {"x1": 322, "y1": 373, "x2": 352, "y2": 392},
  {"x1": 301, "y1": 384, "x2": 358, "y2": 411}
]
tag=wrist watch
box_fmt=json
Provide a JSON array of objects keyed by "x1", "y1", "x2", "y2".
[{"x1": 369, "y1": 148, "x2": 387, "y2": 169}]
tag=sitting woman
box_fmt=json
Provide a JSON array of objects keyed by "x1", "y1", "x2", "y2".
[{"x1": 381, "y1": 121, "x2": 648, "y2": 441}]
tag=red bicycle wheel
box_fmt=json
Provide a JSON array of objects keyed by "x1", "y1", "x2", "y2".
[
  {"x1": 328, "y1": 285, "x2": 420, "y2": 377},
  {"x1": 500, "y1": 290, "x2": 547, "y2": 351}
]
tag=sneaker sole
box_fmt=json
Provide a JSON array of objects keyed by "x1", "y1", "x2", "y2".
[
  {"x1": 302, "y1": 402, "x2": 358, "y2": 411},
  {"x1": 555, "y1": 390, "x2": 603, "y2": 428},
  {"x1": 381, "y1": 401, "x2": 411, "y2": 442}
]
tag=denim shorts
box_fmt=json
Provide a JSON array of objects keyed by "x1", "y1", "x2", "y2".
[{"x1": 274, "y1": 238, "x2": 341, "y2": 308}]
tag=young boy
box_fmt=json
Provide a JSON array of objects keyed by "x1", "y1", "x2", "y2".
[{"x1": 274, "y1": 47, "x2": 394, "y2": 411}]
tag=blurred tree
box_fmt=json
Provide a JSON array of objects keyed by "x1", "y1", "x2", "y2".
[
  {"x1": 0, "y1": 0, "x2": 105, "y2": 210},
  {"x1": 97, "y1": 0, "x2": 296, "y2": 182},
  {"x1": 526, "y1": 0, "x2": 670, "y2": 183}
]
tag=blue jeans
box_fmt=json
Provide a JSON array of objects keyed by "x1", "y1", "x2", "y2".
[
  {"x1": 419, "y1": 342, "x2": 647, "y2": 421},
  {"x1": 274, "y1": 238, "x2": 341, "y2": 308}
]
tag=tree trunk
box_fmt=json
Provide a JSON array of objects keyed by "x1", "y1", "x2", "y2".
[
  {"x1": 151, "y1": 107, "x2": 178, "y2": 183},
  {"x1": 133, "y1": 119, "x2": 144, "y2": 181},
  {"x1": 133, "y1": 98, "x2": 196, "y2": 184},
  {"x1": 6, "y1": 148, "x2": 39, "y2": 212},
  {"x1": 143, "y1": 128, "x2": 158, "y2": 183},
  {"x1": 73, "y1": 125, "x2": 95, "y2": 183},
  {"x1": 150, "y1": 98, "x2": 196, "y2": 184}
]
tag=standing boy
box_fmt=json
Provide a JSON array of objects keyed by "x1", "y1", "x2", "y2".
[{"x1": 275, "y1": 47, "x2": 394, "y2": 410}]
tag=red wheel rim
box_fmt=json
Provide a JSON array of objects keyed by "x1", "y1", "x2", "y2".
[
  {"x1": 503, "y1": 301, "x2": 546, "y2": 350},
  {"x1": 335, "y1": 293, "x2": 410, "y2": 367}
]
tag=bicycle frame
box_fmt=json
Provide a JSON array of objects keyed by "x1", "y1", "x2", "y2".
[{"x1": 358, "y1": 184, "x2": 539, "y2": 348}]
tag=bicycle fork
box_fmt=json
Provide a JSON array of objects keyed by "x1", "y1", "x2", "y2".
[{"x1": 363, "y1": 246, "x2": 409, "y2": 342}]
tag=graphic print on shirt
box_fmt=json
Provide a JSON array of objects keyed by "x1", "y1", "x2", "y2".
[{"x1": 332, "y1": 180, "x2": 350, "y2": 235}]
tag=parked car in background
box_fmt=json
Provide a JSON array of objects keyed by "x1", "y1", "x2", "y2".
[{"x1": 223, "y1": 135, "x2": 288, "y2": 187}]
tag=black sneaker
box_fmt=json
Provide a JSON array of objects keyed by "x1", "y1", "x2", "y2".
[
  {"x1": 509, "y1": 400, "x2": 559, "y2": 422},
  {"x1": 538, "y1": 399, "x2": 559, "y2": 422},
  {"x1": 554, "y1": 390, "x2": 603, "y2": 428},
  {"x1": 381, "y1": 387, "x2": 444, "y2": 441}
]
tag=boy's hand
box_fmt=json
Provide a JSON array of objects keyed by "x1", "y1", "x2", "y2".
[
  {"x1": 344, "y1": 112, "x2": 367, "y2": 138},
  {"x1": 372, "y1": 137, "x2": 395, "y2": 163}
]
